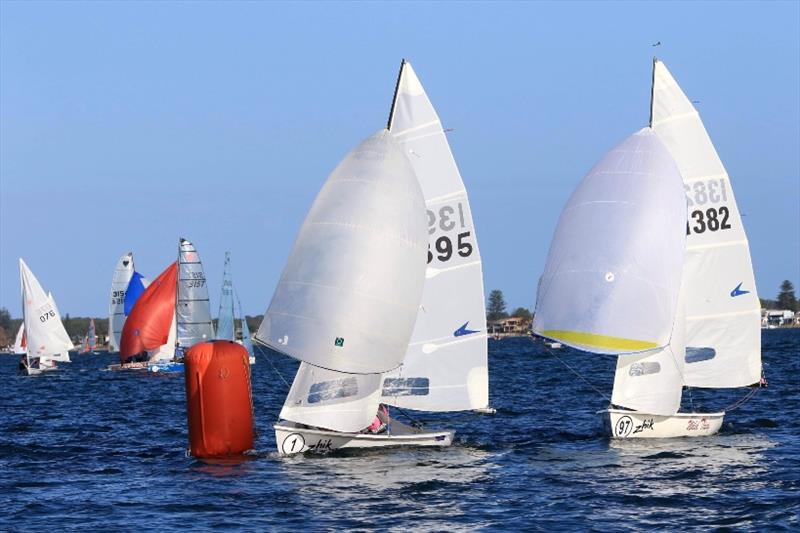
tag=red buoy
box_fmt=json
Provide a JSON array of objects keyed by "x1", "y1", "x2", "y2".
[{"x1": 184, "y1": 341, "x2": 254, "y2": 458}]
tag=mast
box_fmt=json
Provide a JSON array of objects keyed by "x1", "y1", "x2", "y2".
[
  {"x1": 386, "y1": 59, "x2": 406, "y2": 130},
  {"x1": 649, "y1": 56, "x2": 657, "y2": 128}
]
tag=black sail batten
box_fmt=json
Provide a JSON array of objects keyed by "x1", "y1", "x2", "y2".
[
  {"x1": 386, "y1": 58, "x2": 407, "y2": 131},
  {"x1": 649, "y1": 56, "x2": 658, "y2": 128}
]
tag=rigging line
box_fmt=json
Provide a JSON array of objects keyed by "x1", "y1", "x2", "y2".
[
  {"x1": 530, "y1": 336, "x2": 610, "y2": 402},
  {"x1": 389, "y1": 405, "x2": 425, "y2": 429},
  {"x1": 723, "y1": 385, "x2": 761, "y2": 413},
  {"x1": 252, "y1": 337, "x2": 292, "y2": 392}
]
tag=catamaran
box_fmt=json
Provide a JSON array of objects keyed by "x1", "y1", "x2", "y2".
[
  {"x1": 532, "y1": 59, "x2": 762, "y2": 439},
  {"x1": 261, "y1": 60, "x2": 490, "y2": 455},
  {"x1": 18, "y1": 259, "x2": 74, "y2": 375},
  {"x1": 112, "y1": 238, "x2": 215, "y2": 372},
  {"x1": 216, "y1": 252, "x2": 255, "y2": 364}
]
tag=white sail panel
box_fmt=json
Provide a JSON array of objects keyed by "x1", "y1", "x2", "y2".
[
  {"x1": 20, "y1": 259, "x2": 74, "y2": 365},
  {"x1": 177, "y1": 238, "x2": 215, "y2": 348},
  {"x1": 108, "y1": 252, "x2": 134, "y2": 352},
  {"x1": 382, "y1": 60, "x2": 489, "y2": 412},
  {"x1": 13, "y1": 324, "x2": 25, "y2": 354},
  {"x1": 280, "y1": 363, "x2": 382, "y2": 432},
  {"x1": 148, "y1": 314, "x2": 176, "y2": 362},
  {"x1": 256, "y1": 130, "x2": 428, "y2": 374},
  {"x1": 532, "y1": 129, "x2": 687, "y2": 354},
  {"x1": 611, "y1": 290, "x2": 686, "y2": 416},
  {"x1": 651, "y1": 59, "x2": 761, "y2": 387},
  {"x1": 47, "y1": 292, "x2": 72, "y2": 362}
]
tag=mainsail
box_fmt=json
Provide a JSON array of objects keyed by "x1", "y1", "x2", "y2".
[
  {"x1": 259, "y1": 130, "x2": 428, "y2": 432},
  {"x1": 19, "y1": 259, "x2": 74, "y2": 367},
  {"x1": 108, "y1": 252, "x2": 135, "y2": 352},
  {"x1": 382, "y1": 60, "x2": 489, "y2": 412},
  {"x1": 120, "y1": 262, "x2": 177, "y2": 363},
  {"x1": 82, "y1": 318, "x2": 97, "y2": 353},
  {"x1": 650, "y1": 59, "x2": 761, "y2": 388},
  {"x1": 176, "y1": 238, "x2": 215, "y2": 348},
  {"x1": 217, "y1": 252, "x2": 235, "y2": 341},
  {"x1": 533, "y1": 129, "x2": 687, "y2": 355}
]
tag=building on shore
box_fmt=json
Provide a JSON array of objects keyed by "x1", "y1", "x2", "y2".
[{"x1": 488, "y1": 317, "x2": 532, "y2": 336}]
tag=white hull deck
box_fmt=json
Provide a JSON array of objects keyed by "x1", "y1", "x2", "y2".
[
  {"x1": 106, "y1": 361, "x2": 184, "y2": 373},
  {"x1": 601, "y1": 408, "x2": 724, "y2": 439},
  {"x1": 275, "y1": 420, "x2": 454, "y2": 455}
]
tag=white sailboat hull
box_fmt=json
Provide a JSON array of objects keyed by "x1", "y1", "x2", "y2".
[
  {"x1": 602, "y1": 408, "x2": 724, "y2": 439},
  {"x1": 275, "y1": 421, "x2": 453, "y2": 455}
]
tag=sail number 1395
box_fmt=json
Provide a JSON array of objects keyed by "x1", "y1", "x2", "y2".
[{"x1": 427, "y1": 202, "x2": 474, "y2": 264}]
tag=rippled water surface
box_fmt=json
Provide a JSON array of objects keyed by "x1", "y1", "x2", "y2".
[{"x1": 1, "y1": 329, "x2": 798, "y2": 531}]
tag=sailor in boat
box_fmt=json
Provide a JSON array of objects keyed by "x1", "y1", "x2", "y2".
[{"x1": 365, "y1": 404, "x2": 391, "y2": 434}]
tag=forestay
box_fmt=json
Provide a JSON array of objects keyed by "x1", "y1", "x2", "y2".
[
  {"x1": 382, "y1": 60, "x2": 489, "y2": 412},
  {"x1": 177, "y1": 238, "x2": 215, "y2": 348},
  {"x1": 108, "y1": 252, "x2": 134, "y2": 352},
  {"x1": 533, "y1": 129, "x2": 687, "y2": 354},
  {"x1": 20, "y1": 259, "x2": 74, "y2": 364},
  {"x1": 650, "y1": 59, "x2": 761, "y2": 388},
  {"x1": 217, "y1": 252, "x2": 235, "y2": 341},
  {"x1": 256, "y1": 130, "x2": 428, "y2": 375}
]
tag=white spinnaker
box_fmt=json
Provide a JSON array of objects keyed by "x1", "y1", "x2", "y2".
[
  {"x1": 20, "y1": 259, "x2": 74, "y2": 366},
  {"x1": 651, "y1": 59, "x2": 761, "y2": 387},
  {"x1": 611, "y1": 289, "x2": 686, "y2": 416},
  {"x1": 533, "y1": 129, "x2": 687, "y2": 354},
  {"x1": 177, "y1": 238, "x2": 215, "y2": 348},
  {"x1": 257, "y1": 130, "x2": 428, "y2": 375},
  {"x1": 13, "y1": 324, "x2": 25, "y2": 354},
  {"x1": 382, "y1": 60, "x2": 489, "y2": 411},
  {"x1": 108, "y1": 252, "x2": 134, "y2": 352},
  {"x1": 280, "y1": 362, "x2": 383, "y2": 432}
]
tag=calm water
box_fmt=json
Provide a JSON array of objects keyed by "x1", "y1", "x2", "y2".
[{"x1": 1, "y1": 329, "x2": 797, "y2": 531}]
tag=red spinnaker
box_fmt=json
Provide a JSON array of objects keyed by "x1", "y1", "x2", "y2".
[{"x1": 119, "y1": 262, "x2": 177, "y2": 362}]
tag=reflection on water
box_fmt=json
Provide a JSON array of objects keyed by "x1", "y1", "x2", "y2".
[{"x1": 276, "y1": 446, "x2": 495, "y2": 530}]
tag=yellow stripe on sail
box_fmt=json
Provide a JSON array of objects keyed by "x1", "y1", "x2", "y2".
[{"x1": 541, "y1": 330, "x2": 659, "y2": 351}]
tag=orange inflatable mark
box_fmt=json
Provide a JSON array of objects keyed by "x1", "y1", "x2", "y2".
[{"x1": 184, "y1": 341, "x2": 255, "y2": 458}]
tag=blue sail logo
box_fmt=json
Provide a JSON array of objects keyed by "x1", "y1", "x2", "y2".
[
  {"x1": 454, "y1": 322, "x2": 479, "y2": 337},
  {"x1": 730, "y1": 282, "x2": 750, "y2": 297}
]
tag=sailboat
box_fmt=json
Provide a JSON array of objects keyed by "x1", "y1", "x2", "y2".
[
  {"x1": 108, "y1": 252, "x2": 135, "y2": 353},
  {"x1": 18, "y1": 259, "x2": 74, "y2": 375},
  {"x1": 80, "y1": 318, "x2": 97, "y2": 354},
  {"x1": 532, "y1": 60, "x2": 762, "y2": 439},
  {"x1": 216, "y1": 252, "x2": 255, "y2": 364},
  {"x1": 113, "y1": 238, "x2": 215, "y2": 372},
  {"x1": 12, "y1": 323, "x2": 26, "y2": 354},
  {"x1": 236, "y1": 295, "x2": 255, "y2": 365},
  {"x1": 261, "y1": 60, "x2": 488, "y2": 455}
]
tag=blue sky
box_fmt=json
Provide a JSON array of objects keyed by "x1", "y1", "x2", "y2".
[{"x1": 1, "y1": 1, "x2": 798, "y2": 317}]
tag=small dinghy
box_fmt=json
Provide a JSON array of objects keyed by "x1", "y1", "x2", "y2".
[
  {"x1": 18, "y1": 259, "x2": 74, "y2": 375},
  {"x1": 112, "y1": 238, "x2": 215, "y2": 373},
  {"x1": 274, "y1": 419, "x2": 454, "y2": 455},
  {"x1": 532, "y1": 60, "x2": 763, "y2": 439},
  {"x1": 257, "y1": 60, "x2": 490, "y2": 455}
]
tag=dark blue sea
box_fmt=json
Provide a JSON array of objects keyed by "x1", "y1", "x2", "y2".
[{"x1": 1, "y1": 329, "x2": 798, "y2": 531}]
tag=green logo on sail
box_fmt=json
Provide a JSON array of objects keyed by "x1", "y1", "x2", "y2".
[{"x1": 334, "y1": 337, "x2": 345, "y2": 347}]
